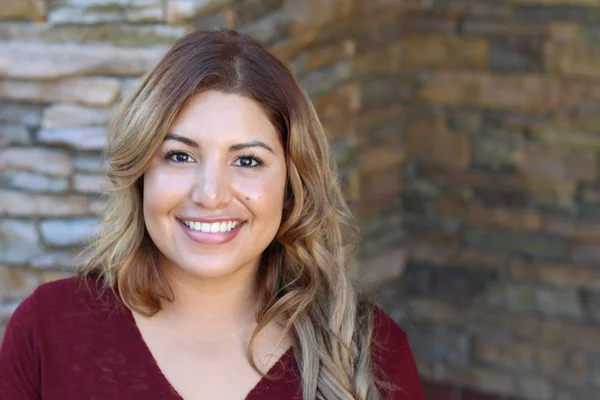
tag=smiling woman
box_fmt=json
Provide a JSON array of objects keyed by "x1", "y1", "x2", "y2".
[{"x1": 0, "y1": 29, "x2": 423, "y2": 400}]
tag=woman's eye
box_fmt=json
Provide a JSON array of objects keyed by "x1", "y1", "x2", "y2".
[
  {"x1": 235, "y1": 156, "x2": 262, "y2": 168},
  {"x1": 166, "y1": 151, "x2": 194, "y2": 163}
]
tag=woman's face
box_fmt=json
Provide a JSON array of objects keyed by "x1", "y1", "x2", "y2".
[{"x1": 143, "y1": 90, "x2": 287, "y2": 281}]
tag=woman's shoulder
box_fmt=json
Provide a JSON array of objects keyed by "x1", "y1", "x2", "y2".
[
  {"x1": 369, "y1": 304, "x2": 425, "y2": 399},
  {"x1": 8, "y1": 275, "x2": 121, "y2": 332}
]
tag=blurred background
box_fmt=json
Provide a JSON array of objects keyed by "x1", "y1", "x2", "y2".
[{"x1": 2, "y1": 0, "x2": 600, "y2": 399}]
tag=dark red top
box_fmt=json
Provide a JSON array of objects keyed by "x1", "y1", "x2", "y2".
[{"x1": 0, "y1": 277, "x2": 423, "y2": 399}]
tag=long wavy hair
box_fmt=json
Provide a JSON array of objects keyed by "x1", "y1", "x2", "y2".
[{"x1": 79, "y1": 28, "x2": 389, "y2": 400}]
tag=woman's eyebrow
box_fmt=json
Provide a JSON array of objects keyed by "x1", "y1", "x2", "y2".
[
  {"x1": 229, "y1": 140, "x2": 275, "y2": 154},
  {"x1": 164, "y1": 133, "x2": 199, "y2": 148},
  {"x1": 165, "y1": 134, "x2": 275, "y2": 154}
]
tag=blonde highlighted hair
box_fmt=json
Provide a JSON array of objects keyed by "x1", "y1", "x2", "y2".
[{"x1": 79, "y1": 29, "x2": 389, "y2": 400}]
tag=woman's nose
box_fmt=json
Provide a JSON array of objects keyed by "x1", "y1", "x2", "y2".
[{"x1": 190, "y1": 161, "x2": 232, "y2": 209}]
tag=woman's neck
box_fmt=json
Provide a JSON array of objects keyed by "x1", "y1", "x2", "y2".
[{"x1": 151, "y1": 257, "x2": 262, "y2": 342}]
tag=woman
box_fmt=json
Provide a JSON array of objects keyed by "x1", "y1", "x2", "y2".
[{"x1": 0, "y1": 29, "x2": 423, "y2": 400}]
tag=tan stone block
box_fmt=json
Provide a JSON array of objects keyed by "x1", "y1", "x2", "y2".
[
  {"x1": 43, "y1": 104, "x2": 114, "y2": 129},
  {"x1": 0, "y1": 42, "x2": 167, "y2": 80},
  {"x1": 417, "y1": 72, "x2": 579, "y2": 113},
  {"x1": 40, "y1": 271, "x2": 75, "y2": 283},
  {"x1": 38, "y1": 127, "x2": 108, "y2": 151},
  {"x1": 167, "y1": 0, "x2": 231, "y2": 24},
  {"x1": 547, "y1": 22, "x2": 582, "y2": 42},
  {"x1": 359, "y1": 249, "x2": 406, "y2": 287},
  {"x1": 73, "y1": 174, "x2": 107, "y2": 194},
  {"x1": 0, "y1": 147, "x2": 73, "y2": 177},
  {"x1": 88, "y1": 199, "x2": 108, "y2": 216},
  {"x1": 0, "y1": 267, "x2": 40, "y2": 302},
  {"x1": 466, "y1": 204, "x2": 541, "y2": 231},
  {"x1": 0, "y1": 0, "x2": 45, "y2": 21},
  {"x1": 401, "y1": 35, "x2": 488, "y2": 69},
  {"x1": 0, "y1": 191, "x2": 89, "y2": 217},
  {"x1": 0, "y1": 77, "x2": 120, "y2": 106}
]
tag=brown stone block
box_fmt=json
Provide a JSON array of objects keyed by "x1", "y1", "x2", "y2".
[
  {"x1": 508, "y1": 260, "x2": 600, "y2": 291},
  {"x1": 358, "y1": 168, "x2": 402, "y2": 219},
  {"x1": 417, "y1": 72, "x2": 580, "y2": 113},
  {"x1": 305, "y1": 40, "x2": 354, "y2": 71},
  {"x1": 542, "y1": 217, "x2": 600, "y2": 240},
  {"x1": 529, "y1": 118, "x2": 600, "y2": 150},
  {"x1": 518, "y1": 144, "x2": 597, "y2": 182},
  {"x1": 285, "y1": 0, "x2": 355, "y2": 34},
  {"x1": 0, "y1": 0, "x2": 45, "y2": 21},
  {"x1": 312, "y1": 83, "x2": 359, "y2": 122},
  {"x1": 443, "y1": 365, "x2": 517, "y2": 397},
  {"x1": 408, "y1": 297, "x2": 600, "y2": 352},
  {"x1": 354, "y1": 44, "x2": 402, "y2": 78},
  {"x1": 419, "y1": 166, "x2": 526, "y2": 192},
  {"x1": 461, "y1": 19, "x2": 548, "y2": 37},
  {"x1": 400, "y1": 35, "x2": 488, "y2": 69},
  {"x1": 466, "y1": 204, "x2": 541, "y2": 231},
  {"x1": 432, "y1": 1, "x2": 514, "y2": 18},
  {"x1": 361, "y1": 145, "x2": 405, "y2": 174},
  {"x1": 352, "y1": 0, "x2": 431, "y2": 15},
  {"x1": 545, "y1": 38, "x2": 600, "y2": 79},
  {"x1": 232, "y1": 0, "x2": 284, "y2": 25},
  {"x1": 505, "y1": 0, "x2": 600, "y2": 5},
  {"x1": 474, "y1": 337, "x2": 564, "y2": 374},
  {"x1": 270, "y1": 31, "x2": 321, "y2": 63},
  {"x1": 358, "y1": 249, "x2": 407, "y2": 287},
  {"x1": 409, "y1": 242, "x2": 507, "y2": 272},
  {"x1": 355, "y1": 106, "x2": 404, "y2": 137},
  {"x1": 403, "y1": 114, "x2": 471, "y2": 168}
]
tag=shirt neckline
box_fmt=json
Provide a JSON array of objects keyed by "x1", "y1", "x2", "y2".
[{"x1": 121, "y1": 305, "x2": 296, "y2": 399}]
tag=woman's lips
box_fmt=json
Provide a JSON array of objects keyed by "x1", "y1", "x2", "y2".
[{"x1": 178, "y1": 219, "x2": 244, "y2": 245}]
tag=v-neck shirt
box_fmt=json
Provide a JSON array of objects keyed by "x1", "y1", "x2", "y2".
[{"x1": 0, "y1": 277, "x2": 424, "y2": 399}]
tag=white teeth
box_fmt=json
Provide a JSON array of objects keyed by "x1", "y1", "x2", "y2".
[
  {"x1": 201, "y1": 222, "x2": 210, "y2": 233},
  {"x1": 182, "y1": 219, "x2": 241, "y2": 233}
]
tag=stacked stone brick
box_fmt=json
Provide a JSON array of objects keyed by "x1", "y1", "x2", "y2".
[{"x1": 2, "y1": 1, "x2": 600, "y2": 399}]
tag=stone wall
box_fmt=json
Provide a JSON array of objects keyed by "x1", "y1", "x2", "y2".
[{"x1": 2, "y1": 1, "x2": 600, "y2": 399}]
